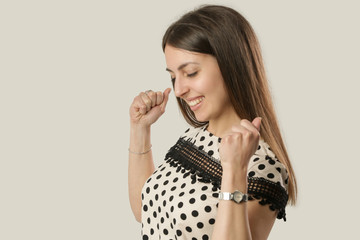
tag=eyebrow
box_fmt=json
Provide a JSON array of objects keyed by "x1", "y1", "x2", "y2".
[{"x1": 166, "y1": 62, "x2": 199, "y2": 72}]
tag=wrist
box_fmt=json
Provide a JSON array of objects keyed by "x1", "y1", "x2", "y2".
[
  {"x1": 129, "y1": 124, "x2": 151, "y2": 153},
  {"x1": 221, "y1": 169, "x2": 248, "y2": 192}
]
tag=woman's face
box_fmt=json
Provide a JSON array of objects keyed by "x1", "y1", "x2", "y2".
[{"x1": 164, "y1": 45, "x2": 233, "y2": 123}]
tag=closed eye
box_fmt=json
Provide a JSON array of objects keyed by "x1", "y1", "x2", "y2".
[{"x1": 187, "y1": 72, "x2": 198, "y2": 77}]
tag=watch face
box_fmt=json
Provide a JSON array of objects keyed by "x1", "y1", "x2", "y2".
[{"x1": 233, "y1": 191, "x2": 243, "y2": 203}]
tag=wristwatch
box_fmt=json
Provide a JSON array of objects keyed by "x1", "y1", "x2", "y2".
[{"x1": 218, "y1": 190, "x2": 248, "y2": 203}]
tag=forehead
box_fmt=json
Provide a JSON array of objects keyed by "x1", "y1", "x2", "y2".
[{"x1": 164, "y1": 45, "x2": 214, "y2": 70}]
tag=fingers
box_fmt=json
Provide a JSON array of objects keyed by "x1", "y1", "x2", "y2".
[
  {"x1": 155, "y1": 91, "x2": 163, "y2": 105},
  {"x1": 140, "y1": 92, "x2": 153, "y2": 112},
  {"x1": 230, "y1": 117, "x2": 262, "y2": 138}
]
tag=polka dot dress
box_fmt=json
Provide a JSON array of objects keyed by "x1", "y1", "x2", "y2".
[{"x1": 141, "y1": 125, "x2": 289, "y2": 240}]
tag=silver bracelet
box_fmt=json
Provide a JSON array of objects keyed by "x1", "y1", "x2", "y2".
[{"x1": 128, "y1": 144, "x2": 152, "y2": 155}]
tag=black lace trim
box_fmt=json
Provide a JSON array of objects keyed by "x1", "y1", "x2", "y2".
[
  {"x1": 165, "y1": 137, "x2": 288, "y2": 221},
  {"x1": 248, "y1": 177, "x2": 288, "y2": 221}
]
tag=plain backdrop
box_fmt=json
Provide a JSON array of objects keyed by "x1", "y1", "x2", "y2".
[{"x1": 1, "y1": 0, "x2": 359, "y2": 239}]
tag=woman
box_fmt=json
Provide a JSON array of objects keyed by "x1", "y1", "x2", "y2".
[{"x1": 128, "y1": 5, "x2": 297, "y2": 240}]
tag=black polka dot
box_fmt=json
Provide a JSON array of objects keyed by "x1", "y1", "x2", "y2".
[
  {"x1": 189, "y1": 189, "x2": 195, "y2": 194},
  {"x1": 170, "y1": 206, "x2": 174, "y2": 212},
  {"x1": 177, "y1": 230, "x2": 182, "y2": 236},
  {"x1": 156, "y1": 174, "x2": 162, "y2": 180},
  {"x1": 153, "y1": 211, "x2": 157, "y2": 218},
  {"x1": 197, "y1": 222, "x2": 204, "y2": 229},
  {"x1": 253, "y1": 157, "x2": 260, "y2": 162},
  {"x1": 150, "y1": 228, "x2": 154, "y2": 235},
  {"x1": 161, "y1": 217, "x2": 165, "y2": 223},
  {"x1": 147, "y1": 217, "x2": 151, "y2": 224},
  {"x1": 146, "y1": 187, "x2": 150, "y2": 194},
  {"x1": 149, "y1": 200, "x2": 153, "y2": 207},
  {"x1": 200, "y1": 136, "x2": 205, "y2": 141},
  {"x1": 200, "y1": 194, "x2": 207, "y2": 201},
  {"x1": 173, "y1": 177, "x2": 179, "y2": 183},
  {"x1": 202, "y1": 234, "x2": 209, "y2": 240},
  {"x1": 158, "y1": 206, "x2": 161, "y2": 213},
  {"x1": 209, "y1": 218, "x2": 215, "y2": 224},
  {"x1": 171, "y1": 186, "x2": 177, "y2": 191},
  {"x1": 141, "y1": 193, "x2": 144, "y2": 200},
  {"x1": 180, "y1": 213, "x2": 187, "y2": 220},
  {"x1": 154, "y1": 184, "x2": 159, "y2": 190},
  {"x1": 163, "y1": 200, "x2": 166, "y2": 207},
  {"x1": 179, "y1": 192, "x2": 185, "y2": 197},
  {"x1": 192, "y1": 210, "x2": 199, "y2": 217},
  {"x1": 161, "y1": 190, "x2": 166, "y2": 196},
  {"x1": 257, "y1": 145, "x2": 261, "y2": 150},
  {"x1": 178, "y1": 202, "x2": 183, "y2": 208},
  {"x1": 276, "y1": 167, "x2": 282, "y2": 173},
  {"x1": 166, "y1": 212, "x2": 169, "y2": 218},
  {"x1": 143, "y1": 205, "x2": 148, "y2": 212},
  {"x1": 155, "y1": 194, "x2": 159, "y2": 200},
  {"x1": 166, "y1": 171, "x2": 171, "y2": 177},
  {"x1": 181, "y1": 183, "x2": 186, "y2": 188},
  {"x1": 189, "y1": 198, "x2": 196, "y2": 204},
  {"x1": 169, "y1": 196, "x2": 174, "y2": 202},
  {"x1": 204, "y1": 206, "x2": 211, "y2": 212},
  {"x1": 186, "y1": 226, "x2": 192, "y2": 232},
  {"x1": 199, "y1": 145, "x2": 204, "y2": 150},
  {"x1": 267, "y1": 173, "x2": 275, "y2": 179},
  {"x1": 160, "y1": 166, "x2": 166, "y2": 171},
  {"x1": 208, "y1": 141, "x2": 213, "y2": 146},
  {"x1": 173, "y1": 218, "x2": 176, "y2": 224},
  {"x1": 164, "y1": 180, "x2": 169, "y2": 185},
  {"x1": 143, "y1": 235, "x2": 148, "y2": 240},
  {"x1": 269, "y1": 159, "x2": 276, "y2": 165},
  {"x1": 258, "y1": 164, "x2": 266, "y2": 170},
  {"x1": 146, "y1": 178, "x2": 152, "y2": 183},
  {"x1": 201, "y1": 186, "x2": 208, "y2": 191},
  {"x1": 163, "y1": 229, "x2": 168, "y2": 235},
  {"x1": 185, "y1": 128, "x2": 190, "y2": 133},
  {"x1": 248, "y1": 171, "x2": 255, "y2": 177},
  {"x1": 208, "y1": 150, "x2": 214, "y2": 156}
]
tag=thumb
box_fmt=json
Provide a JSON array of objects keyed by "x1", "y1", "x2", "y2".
[
  {"x1": 252, "y1": 117, "x2": 262, "y2": 132},
  {"x1": 160, "y1": 88, "x2": 172, "y2": 112}
]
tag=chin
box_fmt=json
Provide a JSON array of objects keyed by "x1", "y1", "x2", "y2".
[{"x1": 193, "y1": 113, "x2": 210, "y2": 123}]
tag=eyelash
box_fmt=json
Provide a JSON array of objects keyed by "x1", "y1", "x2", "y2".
[{"x1": 170, "y1": 72, "x2": 198, "y2": 82}]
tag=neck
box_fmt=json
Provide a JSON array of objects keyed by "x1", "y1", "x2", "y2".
[{"x1": 206, "y1": 107, "x2": 241, "y2": 138}]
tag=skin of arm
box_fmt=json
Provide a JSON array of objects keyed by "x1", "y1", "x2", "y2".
[
  {"x1": 211, "y1": 117, "x2": 277, "y2": 240},
  {"x1": 128, "y1": 89, "x2": 171, "y2": 222}
]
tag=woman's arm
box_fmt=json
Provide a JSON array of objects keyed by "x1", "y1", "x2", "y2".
[
  {"x1": 212, "y1": 170, "x2": 276, "y2": 240},
  {"x1": 127, "y1": 89, "x2": 171, "y2": 222},
  {"x1": 212, "y1": 117, "x2": 276, "y2": 240},
  {"x1": 128, "y1": 125, "x2": 154, "y2": 222}
]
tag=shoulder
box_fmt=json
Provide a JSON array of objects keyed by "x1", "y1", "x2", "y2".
[
  {"x1": 248, "y1": 139, "x2": 289, "y2": 190},
  {"x1": 247, "y1": 139, "x2": 289, "y2": 221}
]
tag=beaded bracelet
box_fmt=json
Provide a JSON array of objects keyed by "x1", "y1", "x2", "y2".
[{"x1": 128, "y1": 145, "x2": 152, "y2": 155}]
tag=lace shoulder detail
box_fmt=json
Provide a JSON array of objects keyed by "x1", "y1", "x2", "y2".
[{"x1": 164, "y1": 137, "x2": 289, "y2": 221}]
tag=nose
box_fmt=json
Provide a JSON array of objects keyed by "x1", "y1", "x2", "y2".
[{"x1": 174, "y1": 76, "x2": 189, "y2": 98}]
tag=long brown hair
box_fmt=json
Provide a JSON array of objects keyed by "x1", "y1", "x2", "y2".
[{"x1": 162, "y1": 5, "x2": 297, "y2": 205}]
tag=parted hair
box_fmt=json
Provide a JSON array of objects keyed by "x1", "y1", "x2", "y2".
[{"x1": 162, "y1": 5, "x2": 297, "y2": 205}]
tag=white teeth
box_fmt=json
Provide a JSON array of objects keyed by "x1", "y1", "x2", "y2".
[{"x1": 188, "y1": 97, "x2": 204, "y2": 107}]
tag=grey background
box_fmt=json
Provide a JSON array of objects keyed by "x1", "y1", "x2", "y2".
[{"x1": 1, "y1": 0, "x2": 359, "y2": 239}]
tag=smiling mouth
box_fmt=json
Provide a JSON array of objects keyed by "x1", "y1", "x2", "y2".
[{"x1": 187, "y1": 97, "x2": 204, "y2": 107}]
